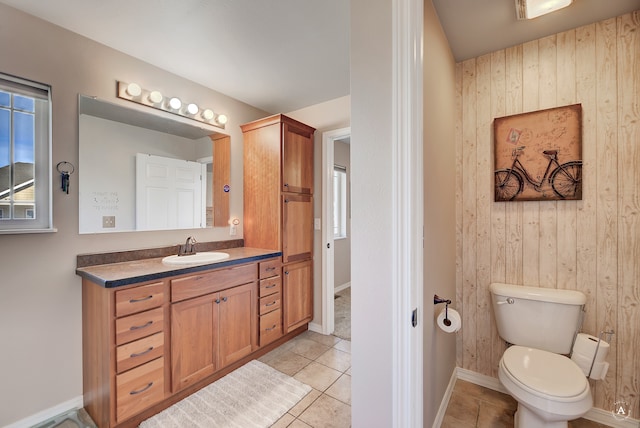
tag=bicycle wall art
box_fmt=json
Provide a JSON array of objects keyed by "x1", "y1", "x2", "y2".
[{"x1": 494, "y1": 104, "x2": 582, "y2": 202}]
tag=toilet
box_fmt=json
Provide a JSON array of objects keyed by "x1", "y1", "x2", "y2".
[{"x1": 490, "y1": 283, "x2": 595, "y2": 428}]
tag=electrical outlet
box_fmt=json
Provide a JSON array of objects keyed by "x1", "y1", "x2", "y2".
[
  {"x1": 102, "y1": 216, "x2": 115, "y2": 228},
  {"x1": 230, "y1": 225, "x2": 237, "y2": 236}
]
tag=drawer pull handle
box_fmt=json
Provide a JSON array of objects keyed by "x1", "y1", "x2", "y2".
[
  {"x1": 129, "y1": 295, "x2": 153, "y2": 303},
  {"x1": 266, "y1": 301, "x2": 277, "y2": 307},
  {"x1": 130, "y1": 382, "x2": 153, "y2": 395},
  {"x1": 130, "y1": 347, "x2": 154, "y2": 358},
  {"x1": 130, "y1": 321, "x2": 153, "y2": 331},
  {"x1": 266, "y1": 324, "x2": 277, "y2": 331},
  {"x1": 265, "y1": 284, "x2": 276, "y2": 289},
  {"x1": 265, "y1": 267, "x2": 276, "y2": 272}
]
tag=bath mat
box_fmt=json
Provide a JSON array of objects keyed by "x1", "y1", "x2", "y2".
[{"x1": 139, "y1": 360, "x2": 311, "y2": 428}]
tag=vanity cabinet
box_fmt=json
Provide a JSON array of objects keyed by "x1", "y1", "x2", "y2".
[
  {"x1": 171, "y1": 281, "x2": 257, "y2": 392},
  {"x1": 82, "y1": 279, "x2": 169, "y2": 427},
  {"x1": 242, "y1": 114, "x2": 315, "y2": 334},
  {"x1": 258, "y1": 257, "x2": 283, "y2": 346}
]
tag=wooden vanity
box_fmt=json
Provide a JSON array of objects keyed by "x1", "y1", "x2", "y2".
[{"x1": 77, "y1": 247, "x2": 305, "y2": 428}]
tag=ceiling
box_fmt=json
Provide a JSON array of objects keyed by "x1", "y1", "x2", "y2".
[{"x1": 1, "y1": 0, "x2": 638, "y2": 113}]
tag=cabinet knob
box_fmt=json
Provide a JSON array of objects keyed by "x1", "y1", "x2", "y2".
[
  {"x1": 222, "y1": 296, "x2": 228, "y2": 302},
  {"x1": 284, "y1": 271, "x2": 289, "y2": 275},
  {"x1": 215, "y1": 298, "x2": 221, "y2": 304}
]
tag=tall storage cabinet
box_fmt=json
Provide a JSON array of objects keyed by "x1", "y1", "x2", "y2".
[{"x1": 242, "y1": 114, "x2": 315, "y2": 339}]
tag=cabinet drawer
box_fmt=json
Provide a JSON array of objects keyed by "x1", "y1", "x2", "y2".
[
  {"x1": 259, "y1": 276, "x2": 281, "y2": 298},
  {"x1": 259, "y1": 258, "x2": 281, "y2": 279},
  {"x1": 116, "y1": 357, "x2": 164, "y2": 423},
  {"x1": 116, "y1": 307, "x2": 164, "y2": 345},
  {"x1": 171, "y1": 263, "x2": 257, "y2": 302},
  {"x1": 259, "y1": 293, "x2": 281, "y2": 315},
  {"x1": 115, "y1": 282, "x2": 164, "y2": 317},
  {"x1": 116, "y1": 332, "x2": 164, "y2": 374},
  {"x1": 259, "y1": 308, "x2": 282, "y2": 346}
]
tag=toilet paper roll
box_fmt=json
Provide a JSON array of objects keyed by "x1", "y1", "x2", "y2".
[{"x1": 437, "y1": 307, "x2": 461, "y2": 333}]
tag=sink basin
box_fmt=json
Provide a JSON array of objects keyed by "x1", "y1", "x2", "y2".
[{"x1": 162, "y1": 252, "x2": 230, "y2": 265}]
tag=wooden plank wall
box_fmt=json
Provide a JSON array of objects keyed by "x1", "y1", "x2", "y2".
[{"x1": 454, "y1": 11, "x2": 640, "y2": 414}]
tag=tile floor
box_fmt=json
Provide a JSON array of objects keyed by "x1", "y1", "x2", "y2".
[
  {"x1": 442, "y1": 379, "x2": 613, "y2": 428},
  {"x1": 259, "y1": 330, "x2": 352, "y2": 428}
]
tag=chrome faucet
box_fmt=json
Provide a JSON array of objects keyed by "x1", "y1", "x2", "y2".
[{"x1": 178, "y1": 236, "x2": 197, "y2": 256}]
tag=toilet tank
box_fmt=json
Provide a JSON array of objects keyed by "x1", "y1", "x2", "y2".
[{"x1": 490, "y1": 283, "x2": 586, "y2": 354}]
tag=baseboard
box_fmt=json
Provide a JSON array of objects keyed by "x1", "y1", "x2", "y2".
[
  {"x1": 451, "y1": 368, "x2": 639, "y2": 428},
  {"x1": 431, "y1": 369, "x2": 458, "y2": 428},
  {"x1": 308, "y1": 321, "x2": 323, "y2": 334},
  {"x1": 5, "y1": 396, "x2": 83, "y2": 428},
  {"x1": 335, "y1": 282, "x2": 351, "y2": 293}
]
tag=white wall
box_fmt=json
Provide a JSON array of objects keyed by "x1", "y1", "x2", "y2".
[
  {"x1": 350, "y1": 0, "x2": 395, "y2": 425},
  {"x1": 0, "y1": 4, "x2": 269, "y2": 426},
  {"x1": 423, "y1": 0, "x2": 458, "y2": 424}
]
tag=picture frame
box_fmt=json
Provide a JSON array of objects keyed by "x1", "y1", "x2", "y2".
[{"x1": 494, "y1": 104, "x2": 582, "y2": 202}]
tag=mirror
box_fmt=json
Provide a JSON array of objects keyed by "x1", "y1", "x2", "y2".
[{"x1": 78, "y1": 95, "x2": 230, "y2": 234}]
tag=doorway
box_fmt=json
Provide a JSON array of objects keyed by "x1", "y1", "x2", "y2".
[{"x1": 321, "y1": 127, "x2": 351, "y2": 337}]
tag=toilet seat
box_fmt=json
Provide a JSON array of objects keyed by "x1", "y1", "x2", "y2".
[{"x1": 501, "y1": 346, "x2": 589, "y2": 400}]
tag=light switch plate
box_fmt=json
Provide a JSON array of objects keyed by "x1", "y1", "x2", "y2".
[{"x1": 314, "y1": 218, "x2": 321, "y2": 230}]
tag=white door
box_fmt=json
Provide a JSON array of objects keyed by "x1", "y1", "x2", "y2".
[{"x1": 136, "y1": 153, "x2": 206, "y2": 230}]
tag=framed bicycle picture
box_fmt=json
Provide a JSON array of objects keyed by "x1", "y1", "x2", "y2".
[{"x1": 494, "y1": 104, "x2": 582, "y2": 202}]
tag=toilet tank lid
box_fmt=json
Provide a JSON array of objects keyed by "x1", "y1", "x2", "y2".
[{"x1": 490, "y1": 283, "x2": 586, "y2": 305}]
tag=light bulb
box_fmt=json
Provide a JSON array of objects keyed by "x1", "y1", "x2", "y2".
[
  {"x1": 126, "y1": 82, "x2": 142, "y2": 97},
  {"x1": 216, "y1": 114, "x2": 228, "y2": 125},
  {"x1": 148, "y1": 90, "x2": 163, "y2": 104},
  {"x1": 168, "y1": 97, "x2": 182, "y2": 110},
  {"x1": 186, "y1": 103, "x2": 199, "y2": 115},
  {"x1": 202, "y1": 109, "x2": 214, "y2": 121}
]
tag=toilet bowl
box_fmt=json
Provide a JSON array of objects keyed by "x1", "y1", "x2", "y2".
[{"x1": 498, "y1": 346, "x2": 593, "y2": 428}]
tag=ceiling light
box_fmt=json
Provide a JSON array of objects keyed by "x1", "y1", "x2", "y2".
[
  {"x1": 148, "y1": 90, "x2": 163, "y2": 104},
  {"x1": 515, "y1": 0, "x2": 572, "y2": 20},
  {"x1": 126, "y1": 82, "x2": 142, "y2": 97}
]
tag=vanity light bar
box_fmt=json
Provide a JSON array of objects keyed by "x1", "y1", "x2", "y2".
[{"x1": 116, "y1": 81, "x2": 227, "y2": 129}]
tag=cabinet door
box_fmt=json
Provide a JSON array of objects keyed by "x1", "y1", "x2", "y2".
[
  {"x1": 217, "y1": 282, "x2": 257, "y2": 367},
  {"x1": 171, "y1": 293, "x2": 219, "y2": 392},
  {"x1": 283, "y1": 260, "x2": 313, "y2": 333},
  {"x1": 282, "y1": 194, "x2": 313, "y2": 263},
  {"x1": 282, "y1": 122, "x2": 314, "y2": 194}
]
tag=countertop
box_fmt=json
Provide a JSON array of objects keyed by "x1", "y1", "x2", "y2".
[{"x1": 76, "y1": 247, "x2": 282, "y2": 288}]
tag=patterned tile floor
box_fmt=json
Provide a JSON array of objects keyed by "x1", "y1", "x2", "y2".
[
  {"x1": 442, "y1": 379, "x2": 613, "y2": 428},
  {"x1": 260, "y1": 330, "x2": 352, "y2": 428}
]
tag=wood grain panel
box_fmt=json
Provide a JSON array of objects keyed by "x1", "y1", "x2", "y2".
[
  {"x1": 594, "y1": 17, "x2": 618, "y2": 411},
  {"x1": 490, "y1": 49, "x2": 508, "y2": 378},
  {"x1": 537, "y1": 35, "x2": 558, "y2": 289},
  {"x1": 556, "y1": 30, "x2": 578, "y2": 291},
  {"x1": 212, "y1": 135, "x2": 231, "y2": 227},
  {"x1": 616, "y1": 10, "x2": 640, "y2": 417},
  {"x1": 455, "y1": 11, "x2": 640, "y2": 416},
  {"x1": 454, "y1": 62, "x2": 464, "y2": 368},
  {"x1": 461, "y1": 58, "x2": 478, "y2": 371},
  {"x1": 521, "y1": 40, "x2": 540, "y2": 287}
]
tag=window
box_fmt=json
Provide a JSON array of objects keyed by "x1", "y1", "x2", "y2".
[
  {"x1": 0, "y1": 73, "x2": 53, "y2": 233},
  {"x1": 333, "y1": 165, "x2": 347, "y2": 239}
]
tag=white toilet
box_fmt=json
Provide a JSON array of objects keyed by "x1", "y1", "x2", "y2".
[{"x1": 490, "y1": 283, "x2": 594, "y2": 428}]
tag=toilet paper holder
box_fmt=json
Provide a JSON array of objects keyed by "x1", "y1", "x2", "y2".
[
  {"x1": 588, "y1": 329, "x2": 614, "y2": 378},
  {"x1": 434, "y1": 295, "x2": 452, "y2": 326}
]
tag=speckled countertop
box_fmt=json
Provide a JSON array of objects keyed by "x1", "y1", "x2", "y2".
[{"x1": 76, "y1": 247, "x2": 281, "y2": 288}]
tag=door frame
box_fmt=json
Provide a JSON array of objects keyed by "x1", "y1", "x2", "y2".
[{"x1": 321, "y1": 126, "x2": 351, "y2": 335}]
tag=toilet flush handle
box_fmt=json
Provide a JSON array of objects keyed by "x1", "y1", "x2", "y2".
[{"x1": 496, "y1": 298, "x2": 515, "y2": 305}]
